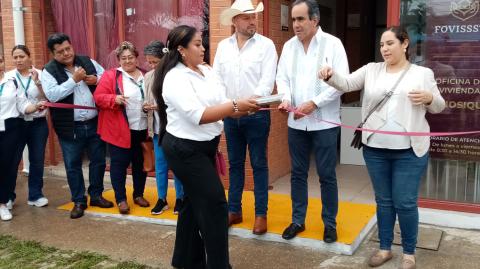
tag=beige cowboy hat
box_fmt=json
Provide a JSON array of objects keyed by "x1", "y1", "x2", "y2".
[{"x1": 220, "y1": 0, "x2": 264, "y2": 26}]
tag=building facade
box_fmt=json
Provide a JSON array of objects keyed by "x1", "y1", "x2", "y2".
[{"x1": 0, "y1": 0, "x2": 478, "y2": 213}]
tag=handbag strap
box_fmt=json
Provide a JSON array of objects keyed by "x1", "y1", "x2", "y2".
[{"x1": 360, "y1": 63, "x2": 411, "y2": 125}]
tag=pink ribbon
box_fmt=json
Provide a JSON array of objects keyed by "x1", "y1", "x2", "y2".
[{"x1": 260, "y1": 107, "x2": 480, "y2": 137}]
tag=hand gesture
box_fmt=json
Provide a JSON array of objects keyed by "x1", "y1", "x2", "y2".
[
  {"x1": 83, "y1": 75, "x2": 97, "y2": 85},
  {"x1": 115, "y1": 95, "x2": 129, "y2": 106},
  {"x1": 408, "y1": 90, "x2": 433, "y2": 105},
  {"x1": 30, "y1": 68, "x2": 39, "y2": 82},
  {"x1": 293, "y1": 101, "x2": 317, "y2": 120},
  {"x1": 278, "y1": 100, "x2": 291, "y2": 114},
  {"x1": 236, "y1": 99, "x2": 259, "y2": 113},
  {"x1": 72, "y1": 67, "x2": 87, "y2": 83},
  {"x1": 318, "y1": 66, "x2": 333, "y2": 81},
  {"x1": 36, "y1": 100, "x2": 47, "y2": 112}
]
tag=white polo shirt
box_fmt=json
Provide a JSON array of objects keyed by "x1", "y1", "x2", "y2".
[{"x1": 163, "y1": 63, "x2": 228, "y2": 141}]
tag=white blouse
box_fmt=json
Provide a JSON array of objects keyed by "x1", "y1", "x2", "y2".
[
  {"x1": 366, "y1": 70, "x2": 411, "y2": 149},
  {"x1": 0, "y1": 78, "x2": 31, "y2": 131},
  {"x1": 163, "y1": 63, "x2": 228, "y2": 141},
  {"x1": 118, "y1": 67, "x2": 147, "y2": 131},
  {"x1": 5, "y1": 68, "x2": 45, "y2": 119}
]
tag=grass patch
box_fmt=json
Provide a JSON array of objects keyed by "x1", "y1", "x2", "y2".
[{"x1": 0, "y1": 235, "x2": 150, "y2": 269}]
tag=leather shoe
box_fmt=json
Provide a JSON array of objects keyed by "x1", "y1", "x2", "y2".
[
  {"x1": 324, "y1": 226, "x2": 337, "y2": 243},
  {"x1": 133, "y1": 196, "x2": 150, "y2": 207},
  {"x1": 253, "y1": 216, "x2": 267, "y2": 235},
  {"x1": 282, "y1": 223, "x2": 305, "y2": 240},
  {"x1": 228, "y1": 212, "x2": 243, "y2": 227},
  {"x1": 118, "y1": 201, "x2": 130, "y2": 214},
  {"x1": 70, "y1": 203, "x2": 87, "y2": 219},
  {"x1": 90, "y1": 196, "x2": 114, "y2": 208}
]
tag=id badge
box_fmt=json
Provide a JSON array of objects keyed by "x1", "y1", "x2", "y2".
[{"x1": 0, "y1": 119, "x2": 5, "y2": 132}]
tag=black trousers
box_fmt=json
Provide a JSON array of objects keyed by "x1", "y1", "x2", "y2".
[
  {"x1": 162, "y1": 132, "x2": 229, "y2": 269},
  {"x1": 0, "y1": 118, "x2": 26, "y2": 204},
  {"x1": 108, "y1": 129, "x2": 147, "y2": 204}
]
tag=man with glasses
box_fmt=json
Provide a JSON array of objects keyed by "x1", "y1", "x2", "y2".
[{"x1": 41, "y1": 33, "x2": 114, "y2": 219}]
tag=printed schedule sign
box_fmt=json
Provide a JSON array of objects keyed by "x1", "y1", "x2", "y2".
[{"x1": 425, "y1": 0, "x2": 480, "y2": 161}]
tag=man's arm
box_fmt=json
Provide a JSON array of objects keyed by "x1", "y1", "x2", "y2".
[
  {"x1": 41, "y1": 69, "x2": 77, "y2": 102},
  {"x1": 311, "y1": 39, "x2": 349, "y2": 108}
]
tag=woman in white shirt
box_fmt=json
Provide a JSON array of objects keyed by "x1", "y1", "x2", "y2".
[
  {"x1": 5, "y1": 45, "x2": 49, "y2": 209},
  {"x1": 0, "y1": 73, "x2": 46, "y2": 221},
  {"x1": 94, "y1": 41, "x2": 150, "y2": 214},
  {"x1": 319, "y1": 27, "x2": 445, "y2": 269},
  {"x1": 153, "y1": 25, "x2": 258, "y2": 269}
]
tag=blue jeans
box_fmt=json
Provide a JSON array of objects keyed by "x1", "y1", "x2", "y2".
[
  {"x1": 58, "y1": 120, "x2": 106, "y2": 204},
  {"x1": 224, "y1": 111, "x2": 270, "y2": 216},
  {"x1": 288, "y1": 127, "x2": 339, "y2": 228},
  {"x1": 153, "y1": 134, "x2": 183, "y2": 200},
  {"x1": 23, "y1": 118, "x2": 49, "y2": 201},
  {"x1": 363, "y1": 146, "x2": 428, "y2": 255}
]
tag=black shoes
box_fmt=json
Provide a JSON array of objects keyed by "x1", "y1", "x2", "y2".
[
  {"x1": 90, "y1": 196, "x2": 114, "y2": 208},
  {"x1": 70, "y1": 203, "x2": 87, "y2": 219},
  {"x1": 324, "y1": 226, "x2": 337, "y2": 243},
  {"x1": 151, "y1": 199, "x2": 169, "y2": 215},
  {"x1": 173, "y1": 199, "x2": 183, "y2": 215},
  {"x1": 282, "y1": 223, "x2": 305, "y2": 240}
]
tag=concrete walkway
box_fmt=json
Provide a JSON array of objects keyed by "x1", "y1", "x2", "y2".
[{"x1": 1, "y1": 174, "x2": 480, "y2": 268}]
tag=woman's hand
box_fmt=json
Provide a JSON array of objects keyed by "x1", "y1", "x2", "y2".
[
  {"x1": 318, "y1": 66, "x2": 333, "y2": 81},
  {"x1": 408, "y1": 90, "x2": 433, "y2": 105},
  {"x1": 142, "y1": 103, "x2": 157, "y2": 111},
  {"x1": 30, "y1": 68, "x2": 39, "y2": 82},
  {"x1": 115, "y1": 95, "x2": 129, "y2": 105},
  {"x1": 236, "y1": 99, "x2": 259, "y2": 113},
  {"x1": 36, "y1": 100, "x2": 47, "y2": 112}
]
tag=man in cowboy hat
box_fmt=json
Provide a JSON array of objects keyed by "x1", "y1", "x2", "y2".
[{"x1": 214, "y1": 0, "x2": 278, "y2": 235}]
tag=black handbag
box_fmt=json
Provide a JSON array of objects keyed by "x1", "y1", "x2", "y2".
[{"x1": 351, "y1": 64, "x2": 411, "y2": 149}]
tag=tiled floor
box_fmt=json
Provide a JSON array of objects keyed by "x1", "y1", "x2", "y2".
[{"x1": 270, "y1": 162, "x2": 375, "y2": 205}]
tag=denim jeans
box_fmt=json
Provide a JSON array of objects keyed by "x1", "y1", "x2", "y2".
[
  {"x1": 58, "y1": 120, "x2": 106, "y2": 204},
  {"x1": 363, "y1": 146, "x2": 428, "y2": 255},
  {"x1": 224, "y1": 111, "x2": 270, "y2": 216},
  {"x1": 288, "y1": 127, "x2": 339, "y2": 228},
  {"x1": 22, "y1": 117, "x2": 49, "y2": 201},
  {"x1": 109, "y1": 130, "x2": 147, "y2": 204},
  {"x1": 153, "y1": 134, "x2": 183, "y2": 200}
]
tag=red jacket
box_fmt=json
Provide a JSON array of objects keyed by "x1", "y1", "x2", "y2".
[{"x1": 94, "y1": 69, "x2": 131, "y2": 148}]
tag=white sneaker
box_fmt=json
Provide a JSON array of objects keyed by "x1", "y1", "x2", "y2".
[
  {"x1": 27, "y1": 197, "x2": 49, "y2": 207},
  {"x1": 6, "y1": 200, "x2": 14, "y2": 210},
  {"x1": 0, "y1": 205, "x2": 12, "y2": 221}
]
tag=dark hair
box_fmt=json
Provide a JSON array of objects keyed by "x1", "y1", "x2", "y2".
[
  {"x1": 144, "y1": 40, "x2": 166, "y2": 59},
  {"x1": 384, "y1": 26, "x2": 410, "y2": 59},
  {"x1": 152, "y1": 25, "x2": 198, "y2": 141},
  {"x1": 12, "y1": 45, "x2": 31, "y2": 57},
  {"x1": 47, "y1": 33, "x2": 71, "y2": 52},
  {"x1": 115, "y1": 41, "x2": 139, "y2": 59},
  {"x1": 292, "y1": 0, "x2": 320, "y2": 26}
]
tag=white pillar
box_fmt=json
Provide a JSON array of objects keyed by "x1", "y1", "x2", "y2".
[{"x1": 12, "y1": 0, "x2": 25, "y2": 45}]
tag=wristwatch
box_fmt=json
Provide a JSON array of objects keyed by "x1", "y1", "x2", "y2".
[{"x1": 34, "y1": 80, "x2": 42, "y2": 86}]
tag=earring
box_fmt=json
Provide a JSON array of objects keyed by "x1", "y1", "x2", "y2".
[
  {"x1": 182, "y1": 54, "x2": 186, "y2": 58},
  {"x1": 403, "y1": 48, "x2": 407, "y2": 52}
]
